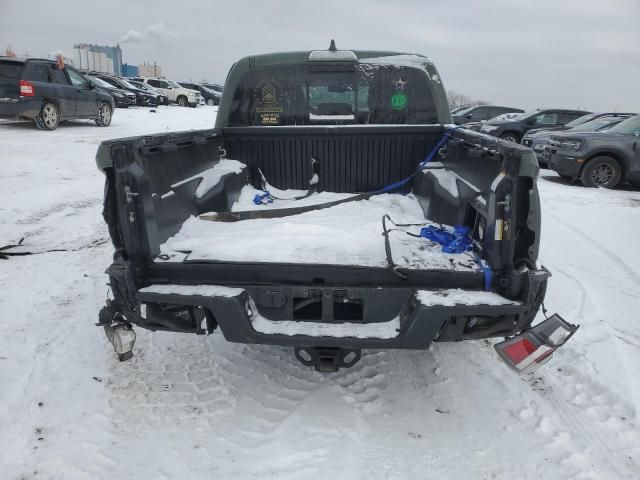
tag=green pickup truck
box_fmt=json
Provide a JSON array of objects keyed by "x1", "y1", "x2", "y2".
[{"x1": 95, "y1": 43, "x2": 577, "y2": 372}]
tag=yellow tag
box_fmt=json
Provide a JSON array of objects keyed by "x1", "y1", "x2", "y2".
[{"x1": 495, "y1": 219, "x2": 503, "y2": 240}]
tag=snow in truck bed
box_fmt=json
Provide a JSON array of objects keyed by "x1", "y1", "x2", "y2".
[{"x1": 158, "y1": 185, "x2": 480, "y2": 271}]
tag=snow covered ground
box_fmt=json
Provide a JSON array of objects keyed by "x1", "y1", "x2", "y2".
[{"x1": 1, "y1": 106, "x2": 639, "y2": 480}]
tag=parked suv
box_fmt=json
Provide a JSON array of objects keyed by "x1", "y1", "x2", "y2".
[
  {"x1": 179, "y1": 82, "x2": 221, "y2": 105},
  {"x1": 127, "y1": 80, "x2": 168, "y2": 105},
  {"x1": 522, "y1": 113, "x2": 635, "y2": 164},
  {"x1": 463, "y1": 112, "x2": 522, "y2": 131},
  {"x1": 88, "y1": 74, "x2": 158, "y2": 107},
  {"x1": 86, "y1": 75, "x2": 136, "y2": 108},
  {"x1": 202, "y1": 83, "x2": 223, "y2": 94},
  {"x1": 480, "y1": 108, "x2": 591, "y2": 143},
  {"x1": 0, "y1": 57, "x2": 114, "y2": 130},
  {"x1": 543, "y1": 115, "x2": 640, "y2": 188},
  {"x1": 135, "y1": 77, "x2": 200, "y2": 107},
  {"x1": 452, "y1": 105, "x2": 523, "y2": 125}
]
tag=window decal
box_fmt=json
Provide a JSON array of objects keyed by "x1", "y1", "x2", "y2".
[
  {"x1": 255, "y1": 81, "x2": 283, "y2": 125},
  {"x1": 391, "y1": 77, "x2": 408, "y2": 110}
]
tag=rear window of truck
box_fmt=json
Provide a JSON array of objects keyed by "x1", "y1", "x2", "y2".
[{"x1": 228, "y1": 63, "x2": 437, "y2": 126}]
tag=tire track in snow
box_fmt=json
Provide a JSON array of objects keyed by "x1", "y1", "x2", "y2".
[
  {"x1": 529, "y1": 208, "x2": 640, "y2": 477},
  {"x1": 535, "y1": 268, "x2": 640, "y2": 476},
  {"x1": 209, "y1": 346, "x2": 384, "y2": 477},
  {"x1": 542, "y1": 366, "x2": 639, "y2": 475},
  {"x1": 545, "y1": 209, "x2": 640, "y2": 286},
  {"x1": 550, "y1": 265, "x2": 588, "y2": 321},
  {"x1": 15, "y1": 197, "x2": 100, "y2": 225},
  {"x1": 432, "y1": 339, "x2": 628, "y2": 478}
]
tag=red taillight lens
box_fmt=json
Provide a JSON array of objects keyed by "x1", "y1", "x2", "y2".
[
  {"x1": 502, "y1": 338, "x2": 537, "y2": 365},
  {"x1": 19, "y1": 80, "x2": 35, "y2": 97}
]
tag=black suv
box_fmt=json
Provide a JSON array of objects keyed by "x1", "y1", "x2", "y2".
[
  {"x1": 0, "y1": 57, "x2": 114, "y2": 130},
  {"x1": 89, "y1": 74, "x2": 158, "y2": 107},
  {"x1": 179, "y1": 82, "x2": 221, "y2": 105},
  {"x1": 452, "y1": 105, "x2": 523, "y2": 125},
  {"x1": 86, "y1": 75, "x2": 136, "y2": 108},
  {"x1": 480, "y1": 108, "x2": 591, "y2": 143}
]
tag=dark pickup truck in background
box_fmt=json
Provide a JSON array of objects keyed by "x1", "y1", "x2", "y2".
[{"x1": 95, "y1": 46, "x2": 576, "y2": 372}]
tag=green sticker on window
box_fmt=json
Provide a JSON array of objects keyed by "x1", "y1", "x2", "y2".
[{"x1": 391, "y1": 91, "x2": 408, "y2": 110}]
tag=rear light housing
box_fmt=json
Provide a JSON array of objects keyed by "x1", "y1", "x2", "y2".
[
  {"x1": 19, "y1": 80, "x2": 35, "y2": 97},
  {"x1": 494, "y1": 314, "x2": 579, "y2": 374}
]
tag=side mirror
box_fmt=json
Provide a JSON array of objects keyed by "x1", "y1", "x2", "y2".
[
  {"x1": 526, "y1": 118, "x2": 537, "y2": 125},
  {"x1": 87, "y1": 82, "x2": 95, "y2": 90},
  {"x1": 633, "y1": 131, "x2": 640, "y2": 137},
  {"x1": 466, "y1": 113, "x2": 473, "y2": 119}
]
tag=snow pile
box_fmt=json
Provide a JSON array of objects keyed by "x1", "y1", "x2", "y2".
[
  {"x1": 251, "y1": 313, "x2": 400, "y2": 339},
  {"x1": 418, "y1": 289, "x2": 520, "y2": 306},
  {"x1": 139, "y1": 284, "x2": 244, "y2": 297},
  {"x1": 360, "y1": 54, "x2": 433, "y2": 67},
  {"x1": 170, "y1": 159, "x2": 246, "y2": 199},
  {"x1": 233, "y1": 185, "x2": 353, "y2": 211},
  {"x1": 161, "y1": 187, "x2": 479, "y2": 271}
]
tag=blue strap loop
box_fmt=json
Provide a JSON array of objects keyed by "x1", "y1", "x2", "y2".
[
  {"x1": 416, "y1": 223, "x2": 492, "y2": 291},
  {"x1": 418, "y1": 225, "x2": 472, "y2": 254},
  {"x1": 253, "y1": 191, "x2": 274, "y2": 205},
  {"x1": 475, "y1": 255, "x2": 493, "y2": 291}
]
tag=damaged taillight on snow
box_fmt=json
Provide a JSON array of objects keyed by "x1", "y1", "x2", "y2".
[{"x1": 494, "y1": 314, "x2": 579, "y2": 374}]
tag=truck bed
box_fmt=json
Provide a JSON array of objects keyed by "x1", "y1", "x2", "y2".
[{"x1": 157, "y1": 185, "x2": 480, "y2": 272}]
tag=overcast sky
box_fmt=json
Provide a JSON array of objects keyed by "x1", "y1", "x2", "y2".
[{"x1": 1, "y1": 0, "x2": 639, "y2": 111}]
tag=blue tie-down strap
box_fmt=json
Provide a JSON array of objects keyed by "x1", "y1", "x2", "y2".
[
  {"x1": 373, "y1": 129, "x2": 453, "y2": 194},
  {"x1": 253, "y1": 191, "x2": 274, "y2": 205},
  {"x1": 419, "y1": 225, "x2": 472, "y2": 254},
  {"x1": 418, "y1": 224, "x2": 492, "y2": 290},
  {"x1": 475, "y1": 255, "x2": 493, "y2": 291}
]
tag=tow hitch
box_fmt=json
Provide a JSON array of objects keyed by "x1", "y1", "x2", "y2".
[
  {"x1": 494, "y1": 314, "x2": 579, "y2": 374},
  {"x1": 294, "y1": 347, "x2": 361, "y2": 372}
]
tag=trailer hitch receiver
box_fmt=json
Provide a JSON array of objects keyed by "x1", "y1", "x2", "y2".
[{"x1": 294, "y1": 347, "x2": 361, "y2": 372}]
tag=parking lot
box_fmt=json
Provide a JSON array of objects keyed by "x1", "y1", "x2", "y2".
[{"x1": 0, "y1": 105, "x2": 639, "y2": 479}]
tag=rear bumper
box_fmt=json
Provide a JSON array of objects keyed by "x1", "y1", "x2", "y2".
[
  {"x1": 522, "y1": 138, "x2": 547, "y2": 164},
  {"x1": 135, "y1": 284, "x2": 526, "y2": 349},
  {"x1": 113, "y1": 97, "x2": 135, "y2": 108},
  {"x1": 137, "y1": 95, "x2": 158, "y2": 107},
  {"x1": 0, "y1": 97, "x2": 42, "y2": 120},
  {"x1": 101, "y1": 249, "x2": 550, "y2": 349}
]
